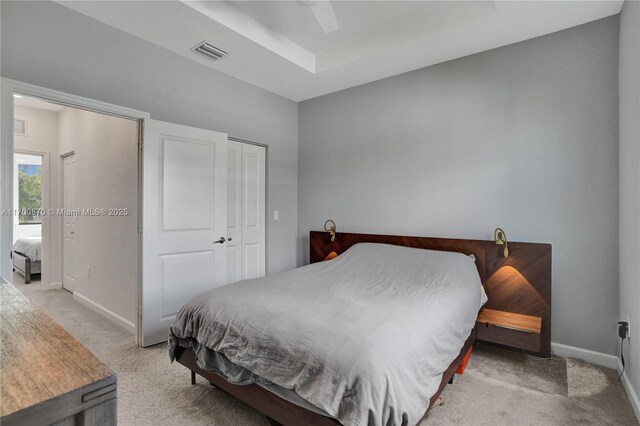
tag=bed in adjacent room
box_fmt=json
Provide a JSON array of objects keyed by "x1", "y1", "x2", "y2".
[
  {"x1": 12, "y1": 237, "x2": 42, "y2": 284},
  {"x1": 169, "y1": 241, "x2": 487, "y2": 425}
]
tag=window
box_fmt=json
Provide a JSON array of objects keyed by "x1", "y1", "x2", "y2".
[{"x1": 18, "y1": 163, "x2": 42, "y2": 224}]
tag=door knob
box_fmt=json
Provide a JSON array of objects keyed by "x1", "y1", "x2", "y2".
[{"x1": 213, "y1": 237, "x2": 226, "y2": 244}]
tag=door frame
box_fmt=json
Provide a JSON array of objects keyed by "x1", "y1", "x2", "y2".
[
  {"x1": 60, "y1": 151, "x2": 76, "y2": 292},
  {"x1": 13, "y1": 149, "x2": 50, "y2": 285},
  {"x1": 1, "y1": 78, "x2": 149, "y2": 345}
]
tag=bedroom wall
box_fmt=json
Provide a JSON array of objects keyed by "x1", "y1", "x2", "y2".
[
  {"x1": 1, "y1": 0, "x2": 298, "y2": 276},
  {"x1": 299, "y1": 17, "x2": 620, "y2": 355},
  {"x1": 13, "y1": 105, "x2": 59, "y2": 285},
  {"x1": 618, "y1": 0, "x2": 640, "y2": 414},
  {"x1": 58, "y1": 106, "x2": 139, "y2": 327}
]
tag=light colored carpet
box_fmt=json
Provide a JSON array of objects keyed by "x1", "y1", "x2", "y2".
[{"x1": 12, "y1": 275, "x2": 639, "y2": 426}]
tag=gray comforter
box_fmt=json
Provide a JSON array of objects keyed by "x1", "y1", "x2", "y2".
[{"x1": 169, "y1": 243, "x2": 486, "y2": 426}]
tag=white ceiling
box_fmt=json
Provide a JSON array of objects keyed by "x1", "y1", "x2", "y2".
[
  {"x1": 226, "y1": 1, "x2": 444, "y2": 53},
  {"x1": 56, "y1": 1, "x2": 623, "y2": 102}
]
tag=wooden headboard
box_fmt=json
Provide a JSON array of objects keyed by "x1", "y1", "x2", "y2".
[{"x1": 309, "y1": 231, "x2": 552, "y2": 357}]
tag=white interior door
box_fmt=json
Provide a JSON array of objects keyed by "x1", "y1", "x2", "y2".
[
  {"x1": 226, "y1": 141, "x2": 266, "y2": 283},
  {"x1": 226, "y1": 141, "x2": 242, "y2": 284},
  {"x1": 62, "y1": 154, "x2": 76, "y2": 292},
  {"x1": 241, "y1": 144, "x2": 266, "y2": 279},
  {"x1": 142, "y1": 120, "x2": 228, "y2": 347}
]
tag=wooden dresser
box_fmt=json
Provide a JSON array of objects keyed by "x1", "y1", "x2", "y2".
[{"x1": 1, "y1": 282, "x2": 117, "y2": 426}]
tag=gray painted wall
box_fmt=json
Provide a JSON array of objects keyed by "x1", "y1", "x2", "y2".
[
  {"x1": 619, "y1": 0, "x2": 640, "y2": 400},
  {"x1": 299, "y1": 17, "x2": 620, "y2": 354},
  {"x1": 1, "y1": 1, "x2": 298, "y2": 275}
]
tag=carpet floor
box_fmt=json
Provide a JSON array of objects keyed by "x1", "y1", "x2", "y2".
[{"x1": 12, "y1": 275, "x2": 639, "y2": 426}]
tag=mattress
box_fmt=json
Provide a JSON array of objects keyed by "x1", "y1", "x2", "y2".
[
  {"x1": 169, "y1": 243, "x2": 487, "y2": 426},
  {"x1": 12, "y1": 237, "x2": 42, "y2": 262}
]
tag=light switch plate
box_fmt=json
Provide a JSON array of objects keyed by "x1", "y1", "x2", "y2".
[{"x1": 273, "y1": 210, "x2": 279, "y2": 221}]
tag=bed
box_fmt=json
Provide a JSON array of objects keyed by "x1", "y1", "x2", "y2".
[
  {"x1": 169, "y1": 231, "x2": 552, "y2": 425},
  {"x1": 11, "y1": 237, "x2": 42, "y2": 284}
]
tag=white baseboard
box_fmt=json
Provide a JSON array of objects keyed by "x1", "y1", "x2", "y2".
[
  {"x1": 551, "y1": 342, "x2": 619, "y2": 369},
  {"x1": 72, "y1": 292, "x2": 135, "y2": 334},
  {"x1": 619, "y1": 359, "x2": 640, "y2": 423},
  {"x1": 551, "y1": 341, "x2": 640, "y2": 423}
]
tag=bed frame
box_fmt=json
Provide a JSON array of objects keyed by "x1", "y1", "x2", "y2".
[
  {"x1": 11, "y1": 251, "x2": 41, "y2": 284},
  {"x1": 175, "y1": 230, "x2": 552, "y2": 425},
  {"x1": 175, "y1": 330, "x2": 473, "y2": 426}
]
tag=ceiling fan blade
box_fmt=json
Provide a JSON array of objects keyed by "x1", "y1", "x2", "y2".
[{"x1": 310, "y1": 1, "x2": 338, "y2": 33}]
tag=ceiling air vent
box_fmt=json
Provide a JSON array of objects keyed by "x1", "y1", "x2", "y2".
[
  {"x1": 13, "y1": 119, "x2": 27, "y2": 136},
  {"x1": 192, "y1": 41, "x2": 228, "y2": 61}
]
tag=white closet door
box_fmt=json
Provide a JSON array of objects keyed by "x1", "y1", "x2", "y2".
[
  {"x1": 226, "y1": 142, "x2": 266, "y2": 283},
  {"x1": 62, "y1": 154, "x2": 77, "y2": 292},
  {"x1": 241, "y1": 144, "x2": 266, "y2": 280},
  {"x1": 142, "y1": 120, "x2": 228, "y2": 347},
  {"x1": 226, "y1": 141, "x2": 242, "y2": 284}
]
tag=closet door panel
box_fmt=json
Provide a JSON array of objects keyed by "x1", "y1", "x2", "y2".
[
  {"x1": 241, "y1": 144, "x2": 266, "y2": 280},
  {"x1": 226, "y1": 141, "x2": 242, "y2": 284}
]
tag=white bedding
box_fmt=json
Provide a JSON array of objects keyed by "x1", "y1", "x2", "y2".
[
  {"x1": 170, "y1": 243, "x2": 487, "y2": 426},
  {"x1": 12, "y1": 237, "x2": 42, "y2": 262}
]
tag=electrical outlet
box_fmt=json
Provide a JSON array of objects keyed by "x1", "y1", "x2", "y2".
[{"x1": 618, "y1": 320, "x2": 630, "y2": 339}]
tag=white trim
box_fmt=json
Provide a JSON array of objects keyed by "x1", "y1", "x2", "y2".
[
  {"x1": 14, "y1": 148, "x2": 51, "y2": 286},
  {"x1": 552, "y1": 342, "x2": 640, "y2": 422},
  {"x1": 1, "y1": 78, "x2": 149, "y2": 346},
  {"x1": 551, "y1": 341, "x2": 619, "y2": 370},
  {"x1": 72, "y1": 291, "x2": 135, "y2": 334},
  {"x1": 619, "y1": 359, "x2": 640, "y2": 423},
  {"x1": 3, "y1": 78, "x2": 150, "y2": 121}
]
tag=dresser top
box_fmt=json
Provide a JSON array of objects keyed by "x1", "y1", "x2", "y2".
[{"x1": 1, "y1": 282, "x2": 114, "y2": 417}]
